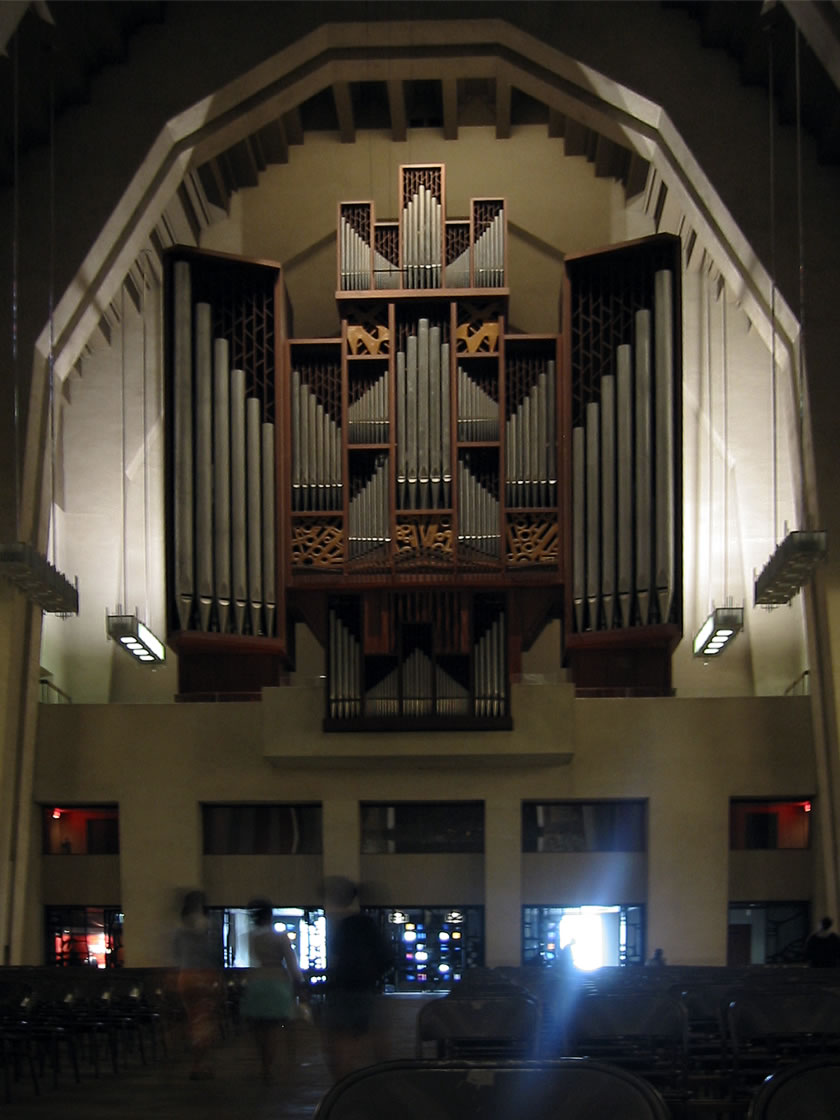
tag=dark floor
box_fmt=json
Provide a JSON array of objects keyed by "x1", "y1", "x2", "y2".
[{"x1": 4, "y1": 995, "x2": 433, "y2": 1119}]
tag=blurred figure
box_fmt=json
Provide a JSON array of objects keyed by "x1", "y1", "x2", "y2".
[
  {"x1": 646, "y1": 947, "x2": 667, "y2": 967},
  {"x1": 174, "y1": 889, "x2": 220, "y2": 1080},
  {"x1": 319, "y1": 876, "x2": 394, "y2": 1083},
  {"x1": 805, "y1": 916, "x2": 840, "y2": 967},
  {"x1": 240, "y1": 899, "x2": 305, "y2": 1084}
]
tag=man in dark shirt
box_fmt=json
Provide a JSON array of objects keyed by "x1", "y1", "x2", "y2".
[
  {"x1": 320, "y1": 876, "x2": 394, "y2": 1082},
  {"x1": 805, "y1": 916, "x2": 840, "y2": 967}
]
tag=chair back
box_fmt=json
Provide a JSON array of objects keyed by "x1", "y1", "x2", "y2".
[
  {"x1": 417, "y1": 993, "x2": 539, "y2": 1059},
  {"x1": 747, "y1": 1057, "x2": 840, "y2": 1119},
  {"x1": 313, "y1": 1058, "x2": 671, "y2": 1119}
]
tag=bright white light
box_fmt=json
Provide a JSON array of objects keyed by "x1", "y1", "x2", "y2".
[
  {"x1": 415, "y1": 951, "x2": 428, "y2": 962},
  {"x1": 560, "y1": 911, "x2": 604, "y2": 971},
  {"x1": 439, "y1": 932, "x2": 450, "y2": 942},
  {"x1": 403, "y1": 930, "x2": 416, "y2": 942},
  {"x1": 274, "y1": 922, "x2": 287, "y2": 933},
  {"x1": 438, "y1": 963, "x2": 450, "y2": 973},
  {"x1": 137, "y1": 621, "x2": 165, "y2": 660}
]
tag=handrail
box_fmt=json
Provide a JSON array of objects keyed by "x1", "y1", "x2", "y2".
[{"x1": 39, "y1": 678, "x2": 72, "y2": 704}]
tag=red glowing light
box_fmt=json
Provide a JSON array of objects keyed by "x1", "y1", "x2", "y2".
[
  {"x1": 52, "y1": 808, "x2": 61, "y2": 820},
  {"x1": 804, "y1": 801, "x2": 812, "y2": 813}
]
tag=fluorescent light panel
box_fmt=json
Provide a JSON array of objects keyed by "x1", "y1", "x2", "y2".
[
  {"x1": 106, "y1": 613, "x2": 166, "y2": 664},
  {"x1": 693, "y1": 606, "x2": 744, "y2": 658}
]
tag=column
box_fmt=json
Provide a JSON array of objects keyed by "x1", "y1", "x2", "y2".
[{"x1": 483, "y1": 795, "x2": 521, "y2": 967}]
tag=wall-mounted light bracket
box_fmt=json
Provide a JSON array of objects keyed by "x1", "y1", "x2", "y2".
[
  {"x1": 693, "y1": 606, "x2": 744, "y2": 658},
  {"x1": 106, "y1": 613, "x2": 166, "y2": 664},
  {"x1": 754, "y1": 530, "x2": 827, "y2": 606}
]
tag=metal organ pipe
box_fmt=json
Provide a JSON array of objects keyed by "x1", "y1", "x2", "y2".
[
  {"x1": 262, "y1": 422, "x2": 276, "y2": 638},
  {"x1": 213, "y1": 339, "x2": 231, "y2": 635},
  {"x1": 572, "y1": 427, "x2": 585, "y2": 633},
  {"x1": 634, "y1": 309, "x2": 653, "y2": 625},
  {"x1": 195, "y1": 302, "x2": 214, "y2": 633},
  {"x1": 600, "y1": 375, "x2": 616, "y2": 629},
  {"x1": 246, "y1": 396, "x2": 263, "y2": 636},
  {"x1": 230, "y1": 367, "x2": 248, "y2": 635},
  {"x1": 585, "y1": 400, "x2": 601, "y2": 629},
  {"x1": 173, "y1": 260, "x2": 194, "y2": 631},
  {"x1": 654, "y1": 269, "x2": 675, "y2": 625},
  {"x1": 616, "y1": 344, "x2": 633, "y2": 629}
]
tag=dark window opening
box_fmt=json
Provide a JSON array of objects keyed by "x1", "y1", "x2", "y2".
[
  {"x1": 522, "y1": 801, "x2": 646, "y2": 853},
  {"x1": 42, "y1": 805, "x2": 119, "y2": 855},
  {"x1": 730, "y1": 799, "x2": 811, "y2": 850},
  {"x1": 202, "y1": 804, "x2": 322, "y2": 855},
  {"x1": 361, "y1": 802, "x2": 484, "y2": 854}
]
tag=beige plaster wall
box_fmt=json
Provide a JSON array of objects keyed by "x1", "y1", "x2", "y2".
[
  {"x1": 729, "y1": 851, "x2": 813, "y2": 903},
  {"x1": 521, "y1": 853, "x2": 647, "y2": 906},
  {"x1": 34, "y1": 688, "x2": 815, "y2": 967}
]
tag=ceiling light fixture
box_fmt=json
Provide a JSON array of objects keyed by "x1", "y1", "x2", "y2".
[
  {"x1": 693, "y1": 606, "x2": 744, "y2": 658},
  {"x1": 106, "y1": 612, "x2": 166, "y2": 664}
]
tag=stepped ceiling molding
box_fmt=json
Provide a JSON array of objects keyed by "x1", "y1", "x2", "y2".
[{"x1": 21, "y1": 16, "x2": 802, "y2": 538}]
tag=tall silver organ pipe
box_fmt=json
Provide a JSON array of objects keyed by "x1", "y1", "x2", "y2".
[
  {"x1": 473, "y1": 205, "x2": 505, "y2": 288},
  {"x1": 328, "y1": 609, "x2": 361, "y2": 718},
  {"x1": 348, "y1": 455, "x2": 389, "y2": 559},
  {"x1": 504, "y1": 360, "x2": 555, "y2": 507},
  {"x1": 458, "y1": 454, "x2": 500, "y2": 557},
  {"x1": 654, "y1": 269, "x2": 675, "y2": 625},
  {"x1": 230, "y1": 367, "x2": 248, "y2": 635},
  {"x1": 397, "y1": 322, "x2": 449, "y2": 509},
  {"x1": 173, "y1": 261, "x2": 194, "y2": 630},
  {"x1": 572, "y1": 281, "x2": 674, "y2": 634},
  {"x1": 172, "y1": 285, "x2": 277, "y2": 638},
  {"x1": 402, "y1": 183, "x2": 442, "y2": 289},
  {"x1": 458, "y1": 366, "x2": 498, "y2": 443},
  {"x1": 195, "y1": 302, "x2": 214, "y2": 632},
  {"x1": 585, "y1": 400, "x2": 601, "y2": 629},
  {"x1": 246, "y1": 397, "x2": 263, "y2": 638},
  {"x1": 261, "y1": 422, "x2": 276, "y2": 638},
  {"x1": 616, "y1": 344, "x2": 633, "y2": 629},
  {"x1": 213, "y1": 339, "x2": 231, "y2": 635},
  {"x1": 600, "y1": 375, "x2": 616, "y2": 629},
  {"x1": 339, "y1": 211, "x2": 371, "y2": 291},
  {"x1": 291, "y1": 370, "x2": 342, "y2": 510},
  {"x1": 348, "y1": 367, "x2": 388, "y2": 443},
  {"x1": 474, "y1": 613, "x2": 505, "y2": 717},
  {"x1": 634, "y1": 309, "x2": 653, "y2": 625},
  {"x1": 572, "y1": 426, "x2": 585, "y2": 633}
]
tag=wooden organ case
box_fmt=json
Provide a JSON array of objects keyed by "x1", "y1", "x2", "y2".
[{"x1": 164, "y1": 165, "x2": 682, "y2": 716}]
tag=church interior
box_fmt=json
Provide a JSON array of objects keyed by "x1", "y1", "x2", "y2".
[{"x1": 1, "y1": 0, "x2": 839, "y2": 990}]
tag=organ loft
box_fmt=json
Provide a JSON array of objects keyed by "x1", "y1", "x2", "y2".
[{"x1": 164, "y1": 163, "x2": 682, "y2": 722}]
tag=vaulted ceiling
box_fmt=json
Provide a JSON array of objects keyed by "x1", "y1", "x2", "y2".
[{"x1": 2, "y1": 0, "x2": 838, "y2": 202}]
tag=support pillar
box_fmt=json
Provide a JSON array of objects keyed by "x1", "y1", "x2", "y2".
[{"x1": 484, "y1": 795, "x2": 521, "y2": 967}]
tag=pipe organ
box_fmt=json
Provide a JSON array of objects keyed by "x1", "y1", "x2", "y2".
[
  {"x1": 165, "y1": 166, "x2": 681, "y2": 710},
  {"x1": 166, "y1": 251, "x2": 287, "y2": 698},
  {"x1": 564, "y1": 237, "x2": 682, "y2": 695}
]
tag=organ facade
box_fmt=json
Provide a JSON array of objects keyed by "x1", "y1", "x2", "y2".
[{"x1": 164, "y1": 164, "x2": 682, "y2": 720}]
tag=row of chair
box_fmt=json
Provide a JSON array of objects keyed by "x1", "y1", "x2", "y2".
[
  {"x1": 414, "y1": 970, "x2": 840, "y2": 1116},
  {"x1": 0, "y1": 968, "x2": 210, "y2": 1103},
  {"x1": 312, "y1": 1056, "x2": 840, "y2": 1119}
]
